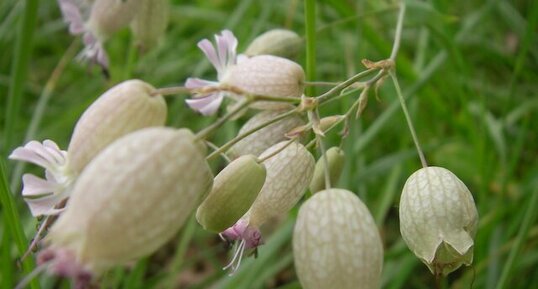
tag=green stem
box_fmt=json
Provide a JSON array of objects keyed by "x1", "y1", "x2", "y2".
[
  {"x1": 390, "y1": 2, "x2": 406, "y2": 61},
  {"x1": 304, "y1": 0, "x2": 317, "y2": 96},
  {"x1": 163, "y1": 215, "x2": 197, "y2": 289},
  {"x1": 4, "y1": 0, "x2": 39, "y2": 156},
  {"x1": 196, "y1": 99, "x2": 252, "y2": 140},
  {"x1": 389, "y1": 72, "x2": 428, "y2": 168},
  {"x1": 0, "y1": 160, "x2": 39, "y2": 289},
  {"x1": 317, "y1": 68, "x2": 376, "y2": 104},
  {"x1": 258, "y1": 138, "x2": 297, "y2": 163},
  {"x1": 206, "y1": 109, "x2": 299, "y2": 161}
]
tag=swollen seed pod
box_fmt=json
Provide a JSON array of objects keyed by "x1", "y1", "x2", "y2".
[
  {"x1": 67, "y1": 79, "x2": 166, "y2": 174},
  {"x1": 228, "y1": 110, "x2": 305, "y2": 159},
  {"x1": 293, "y1": 189, "x2": 383, "y2": 289},
  {"x1": 244, "y1": 29, "x2": 303, "y2": 60},
  {"x1": 196, "y1": 155, "x2": 266, "y2": 232},
  {"x1": 399, "y1": 166, "x2": 478, "y2": 276},
  {"x1": 221, "y1": 55, "x2": 305, "y2": 110},
  {"x1": 86, "y1": 0, "x2": 142, "y2": 40},
  {"x1": 309, "y1": 147, "x2": 345, "y2": 193},
  {"x1": 47, "y1": 127, "x2": 213, "y2": 276},
  {"x1": 247, "y1": 141, "x2": 315, "y2": 227},
  {"x1": 130, "y1": 0, "x2": 169, "y2": 51}
]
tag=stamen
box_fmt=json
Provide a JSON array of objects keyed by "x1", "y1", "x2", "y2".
[{"x1": 223, "y1": 239, "x2": 245, "y2": 272}]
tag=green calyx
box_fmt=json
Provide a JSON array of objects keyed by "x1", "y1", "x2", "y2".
[
  {"x1": 309, "y1": 147, "x2": 345, "y2": 193},
  {"x1": 196, "y1": 155, "x2": 266, "y2": 232}
]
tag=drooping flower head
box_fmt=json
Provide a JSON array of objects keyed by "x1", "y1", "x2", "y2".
[
  {"x1": 30, "y1": 128, "x2": 213, "y2": 286},
  {"x1": 220, "y1": 141, "x2": 315, "y2": 273},
  {"x1": 185, "y1": 30, "x2": 238, "y2": 115},
  {"x1": 185, "y1": 30, "x2": 305, "y2": 115},
  {"x1": 56, "y1": 0, "x2": 143, "y2": 70},
  {"x1": 10, "y1": 80, "x2": 167, "y2": 218}
]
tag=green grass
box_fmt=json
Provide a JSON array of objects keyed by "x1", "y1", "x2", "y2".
[{"x1": 1, "y1": 0, "x2": 537, "y2": 288}]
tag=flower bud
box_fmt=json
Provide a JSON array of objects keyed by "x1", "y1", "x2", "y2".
[
  {"x1": 47, "y1": 127, "x2": 213, "y2": 276},
  {"x1": 228, "y1": 110, "x2": 305, "y2": 159},
  {"x1": 309, "y1": 147, "x2": 345, "y2": 193},
  {"x1": 196, "y1": 155, "x2": 266, "y2": 232},
  {"x1": 247, "y1": 141, "x2": 315, "y2": 227},
  {"x1": 67, "y1": 79, "x2": 166, "y2": 174},
  {"x1": 86, "y1": 0, "x2": 142, "y2": 40},
  {"x1": 244, "y1": 29, "x2": 303, "y2": 60},
  {"x1": 130, "y1": 0, "x2": 169, "y2": 51},
  {"x1": 293, "y1": 189, "x2": 383, "y2": 289},
  {"x1": 221, "y1": 55, "x2": 305, "y2": 110},
  {"x1": 399, "y1": 166, "x2": 478, "y2": 276}
]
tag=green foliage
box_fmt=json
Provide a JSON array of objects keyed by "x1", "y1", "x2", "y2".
[{"x1": 1, "y1": 0, "x2": 537, "y2": 288}]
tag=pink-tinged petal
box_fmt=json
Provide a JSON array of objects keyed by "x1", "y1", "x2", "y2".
[
  {"x1": 9, "y1": 140, "x2": 67, "y2": 172},
  {"x1": 198, "y1": 39, "x2": 222, "y2": 75},
  {"x1": 57, "y1": 0, "x2": 86, "y2": 35},
  {"x1": 25, "y1": 195, "x2": 66, "y2": 217},
  {"x1": 43, "y1": 140, "x2": 67, "y2": 164},
  {"x1": 186, "y1": 93, "x2": 224, "y2": 116},
  {"x1": 221, "y1": 30, "x2": 238, "y2": 67},
  {"x1": 80, "y1": 33, "x2": 109, "y2": 70},
  {"x1": 21, "y1": 174, "x2": 59, "y2": 197},
  {"x1": 185, "y1": 78, "x2": 217, "y2": 90},
  {"x1": 196, "y1": 30, "x2": 239, "y2": 80}
]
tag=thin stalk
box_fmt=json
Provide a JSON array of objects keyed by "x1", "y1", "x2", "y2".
[
  {"x1": 390, "y1": 2, "x2": 406, "y2": 61},
  {"x1": 304, "y1": 81, "x2": 340, "y2": 87},
  {"x1": 4, "y1": 0, "x2": 39, "y2": 156},
  {"x1": 151, "y1": 86, "x2": 190, "y2": 96},
  {"x1": 0, "y1": 160, "x2": 39, "y2": 289},
  {"x1": 389, "y1": 72, "x2": 427, "y2": 168},
  {"x1": 206, "y1": 109, "x2": 299, "y2": 161},
  {"x1": 258, "y1": 138, "x2": 297, "y2": 163},
  {"x1": 317, "y1": 68, "x2": 376, "y2": 103},
  {"x1": 317, "y1": 134, "x2": 331, "y2": 190},
  {"x1": 196, "y1": 99, "x2": 252, "y2": 140},
  {"x1": 304, "y1": 0, "x2": 317, "y2": 96},
  {"x1": 205, "y1": 141, "x2": 231, "y2": 163}
]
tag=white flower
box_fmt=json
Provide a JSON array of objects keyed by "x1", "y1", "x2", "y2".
[
  {"x1": 9, "y1": 140, "x2": 74, "y2": 216},
  {"x1": 185, "y1": 30, "x2": 238, "y2": 115}
]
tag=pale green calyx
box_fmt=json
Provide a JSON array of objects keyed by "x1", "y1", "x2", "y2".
[
  {"x1": 130, "y1": 0, "x2": 169, "y2": 51},
  {"x1": 399, "y1": 166, "x2": 478, "y2": 276},
  {"x1": 48, "y1": 127, "x2": 213, "y2": 275},
  {"x1": 309, "y1": 147, "x2": 345, "y2": 193},
  {"x1": 244, "y1": 29, "x2": 303, "y2": 60},
  {"x1": 247, "y1": 141, "x2": 315, "y2": 227},
  {"x1": 293, "y1": 189, "x2": 383, "y2": 289},
  {"x1": 196, "y1": 155, "x2": 266, "y2": 232},
  {"x1": 228, "y1": 110, "x2": 305, "y2": 159},
  {"x1": 67, "y1": 79, "x2": 167, "y2": 174}
]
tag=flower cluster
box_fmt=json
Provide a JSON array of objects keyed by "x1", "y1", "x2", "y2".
[{"x1": 10, "y1": 21, "x2": 478, "y2": 289}]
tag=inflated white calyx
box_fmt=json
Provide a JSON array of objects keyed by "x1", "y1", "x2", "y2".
[
  {"x1": 43, "y1": 127, "x2": 213, "y2": 285},
  {"x1": 399, "y1": 166, "x2": 478, "y2": 276},
  {"x1": 130, "y1": 0, "x2": 169, "y2": 50},
  {"x1": 221, "y1": 55, "x2": 305, "y2": 110},
  {"x1": 196, "y1": 155, "x2": 266, "y2": 232},
  {"x1": 220, "y1": 141, "x2": 314, "y2": 273},
  {"x1": 293, "y1": 189, "x2": 383, "y2": 289},
  {"x1": 228, "y1": 110, "x2": 305, "y2": 159},
  {"x1": 244, "y1": 29, "x2": 303, "y2": 60},
  {"x1": 68, "y1": 79, "x2": 167, "y2": 174}
]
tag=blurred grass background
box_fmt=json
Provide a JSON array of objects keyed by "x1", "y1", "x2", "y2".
[{"x1": 1, "y1": 0, "x2": 537, "y2": 288}]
